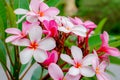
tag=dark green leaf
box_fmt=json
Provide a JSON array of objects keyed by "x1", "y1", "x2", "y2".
[{"x1": 109, "y1": 56, "x2": 120, "y2": 65}]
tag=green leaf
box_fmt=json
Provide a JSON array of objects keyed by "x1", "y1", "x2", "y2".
[
  {"x1": 46, "y1": 0, "x2": 60, "y2": 6},
  {"x1": 0, "y1": 17, "x2": 5, "y2": 40},
  {"x1": 0, "y1": 40, "x2": 6, "y2": 69},
  {"x1": 109, "y1": 40, "x2": 120, "y2": 47},
  {"x1": 6, "y1": 3, "x2": 17, "y2": 27},
  {"x1": 31, "y1": 66, "x2": 42, "y2": 80},
  {"x1": 109, "y1": 56, "x2": 120, "y2": 65},
  {"x1": 94, "y1": 18, "x2": 107, "y2": 35}
]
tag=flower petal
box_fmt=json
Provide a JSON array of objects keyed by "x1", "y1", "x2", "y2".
[
  {"x1": 26, "y1": 16, "x2": 38, "y2": 23},
  {"x1": 96, "y1": 72, "x2": 111, "y2": 80},
  {"x1": 33, "y1": 49, "x2": 48, "y2": 63},
  {"x1": 5, "y1": 28, "x2": 21, "y2": 35},
  {"x1": 99, "y1": 61, "x2": 108, "y2": 72},
  {"x1": 20, "y1": 48, "x2": 33, "y2": 64},
  {"x1": 5, "y1": 35, "x2": 19, "y2": 43},
  {"x1": 65, "y1": 73, "x2": 81, "y2": 80},
  {"x1": 82, "y1": 54, "x2": 96, "y2": 66},
  {"x1": 12, "y1": 38, "x2": 30, "y2": 46},
  {"x1": 29, "y1": 0, "x2": 43, "y2": 12},
  {"x1": 106, "y1": 47, "x2": 120, "y2": 56},
  {"x1": 58, "y1": 27, "x2": 70, "y2": 33},
  {"x1": 60, "y1": 54, "x2": 74, "y2": 65},
  {"x1": 38, "y1": 37, "x2": 56, "y2": 50},
  {"x1": 79, "y1": 66, "x2": 95, "y2": 77},
  {"x1": 29, "y1": 26, "x2": 42, "y2": 41},
  {"x1": 72, "y1": 26, "x2": 87, "y2": 37},
  {"x1": 71, "y1": 46, "x2": 83, "y2": 62},
  {"x1": 68, "y1": 66, "x2": 80, "y2": 76},
  {"x1": 48, "y1": 63, "x2": 64, "y2": 80},
  {"x1": 44, "y1": 7, "x2": 59, "y2": 16},
  {"x1": 39, "y1": 2, "x2": 49, "y2": 12},
  {"x1": 16, "y1": 15, "x2": 27, "y2": 24},
  {"x1": 14, "y1": 8, "x2": 28, "y2": 14}
]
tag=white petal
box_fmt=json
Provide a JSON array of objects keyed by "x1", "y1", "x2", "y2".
[
  {"x1": 38, "y1": 38, "x2": 56, "y2": 50},
  {"x1": 80, "y1": 66, "x2": 95, "y2": 77},
  {"x1": 82, "y1": 54, "x2": 96, "y2": 66},
  {"x1": 14, "y1": 8, "x2": 28, "y2": 14},
  {"x1": 64, "y1": 73, "x2": 81, "y2": 80},
  {"x1": 60, "y1": 54, "x2": 74, "y2": 65},
  {"x1": 71, "y1": 46, "x2": 83, "y2": 62},
  {"x1": 20, "y1": 48, "x2": 33, "y2": 64},
  {"x1": 12, "y1": 38, "x2": 30, "y2": 46},
  {"x1": 68, "y1": 66, "x2": 80, "y2": 76},
  {"x1": 58, "y1": 27, "x2": 70, "y2": 33},
  {"x1": 33, "y1": 49, "x2": 48, "y2": 63},
  {"x1": 72, "y1": 26, "x2": 87, "y2": 37},
  {"x1": 26, "y1": 16, "x2": 38, "y2": 23},
  {"x1": 5, "y1": 35, "x2": 19, "y2": 43},
  {"x1": 29, "y1": 26, "x2": 42, "y2": 41},
  {"x1": 48, "y1": 63, "x2": 64, "y2": 80},
  {"x1": 16, "y1": 15, "x2": 27, "y2": 24}
]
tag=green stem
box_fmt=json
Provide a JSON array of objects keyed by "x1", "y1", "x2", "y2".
[
  {"x1": 13, "y1": 46, "x2": 21, "y2": 80},
  {"x1": 4, "y1": 42, "x2": 14, "y2": 66},
  {"x1": 39, "y1": 67, "x2": 44, "y2": 80}
]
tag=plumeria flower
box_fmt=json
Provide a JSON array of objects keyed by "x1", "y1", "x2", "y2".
[
  {"x1": 48, "y1": 63, "x2": 81, "y2": 80},
  {"x1": 61, "y1": 46, "x2": 96, "y2": 77},
  {"x1": 43, "y1": 20, "x2": 58, "y2": 37},
  {"x1": 97, "y1": 31, "x2": 120, "y2": 56},
  {"x1": 14, "y1": 0, "x2": 59, "y2": 23},
  {"x1": 42, "y1": 50, "x2": 58, "y2": 67},
  {"x1": 18, "y1": 26, "x2": 56, "y2": 64},
  {"x1": 56, "y1": 16, "x2": 87, "y2": 37},
  {"x1": 69, "y1": 17, "x2": 97, "y2": 29},
  {"x1": 92, "y1": 51, "x2": 111, "y2": 80},
  {"x1": 5, "y1": 21, "x2": 38, "y2": 45}
]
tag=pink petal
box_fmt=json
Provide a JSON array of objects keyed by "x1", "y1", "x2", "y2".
[
  {"x1": 48, "y1": 63, "x2": 64, "y2": 80},
  {"x1": 44, "y1": 7, "x2": 59, "y2": 16},
  {"x1": 39, "y1": 2, "x2": 49, "y2": 12},
  {"x1": 82, "y1": 54, "x2": 96, "y2": 66},
  {"x1": 20, "y1": 48, "x2": 33, "y2": 64},
  {"x1": 64, "y1": 73, "x2": 81, "y2": 80},
  {"x1": 100, "y1": 31, "x2": 109, "y2": 46},
  {"x1": 26, "y1": 16, "x2": 38, "y2": 23},
  {"x1": 33, "y1": 49, "x2": 48, "y2": 63},
  {"x1": 71, "y1": 46, "x2": 83, "y2": 62},
  {"x1": 29, "y1": 26, "x2": 42, "y2": 42},
  {"x1": 29, "y1": 0, "x2": 42, "y2": 12},
  {"x1": 96, "y1": 72, "x2": 111, "y2": 80},
  {"x1": 106, "y1": 47, "x2": 120, "y2": 56},
  {"x1": 38, "y1": 37, "x2": 56, "y2": 50},
  {"x1": 12, "y1": 38, "x2": 30, "y2": 46},
  {"x1": 14, "y1": 8, "x2": 28, "y2": 14},
  {"x1": 5, "y1": 35, "x2": 20, "y2": 43},
  {"x1": 69, "y1": 17, "x2": 83, "y2": 25},
  {"x1": 43, "y1": 20, "x2": 49, "y2": 30},
  {"x1": 92, "y1": 58, "x2": 99, "y2": 70},
  {"x1": 5, "y1": 28, "x2": 21, "y2": 35},
  {"x1": 80, "y1": 66, "x2": 95, "y2": 77},
  {"x1": 84, "y1": 21, "x2": 97, "y2": 28},
  {"x1": 60, "y1": 54, "x2": 74, "y2": 65},
  {"x1": 99, "y1": 61, "x2": 108, "y2": 72},
  {"x1": 68, "y1": 66, "x2": 80, "y2": 76}
]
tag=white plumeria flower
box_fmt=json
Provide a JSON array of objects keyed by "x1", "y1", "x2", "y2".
[
  {"x1": 61, "y1": 46, "x2": 96, "y2": 77},
  {"x1": 57, "y1": 17, "x2": 87, "y2": 37},
  {"x1": 14, "y1": 0, "x2": 59, "y2": 23},
  {"x1": 18, "y1": 26, "x2": 56, "y2": 64}
]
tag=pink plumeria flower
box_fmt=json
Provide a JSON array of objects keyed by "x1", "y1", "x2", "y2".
[
  {"x1": 92, "y1": 54, "x2": 111, "y2": 80},
  {"x1": 42, "y1": 50, "x2": 58, "y2": 67},
  {"x1": 5, "y1": 21, "x2": 37, "y2": 45},
  {"x1": 48, "y1": 63, "x2": 81, "y2": 80},
  {"x1": 69, "y1": 17, "x2": 97, "y2": 29},
  {"x1": 56, "y1": 16, "x2": 87, "y2": 37},
  {"x1": 43, "y1": 20, "x2": 58, "y2": 37},
  {"x1": 14, "y1": 0, "x2": 59, "y2": 23},
  {"x1": 18, "y1": 26, "x2": 56, "y2": 64},
  {"x1": 97, "y1": 31, "x2": 120, "y2": 56},
  {"x1": 61, "y1": 46, "x2": 96, "y2": 77}
]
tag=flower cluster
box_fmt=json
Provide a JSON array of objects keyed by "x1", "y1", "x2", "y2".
[{"x1": 5, "y1": 0, "x2": 120, "y2": 80}]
